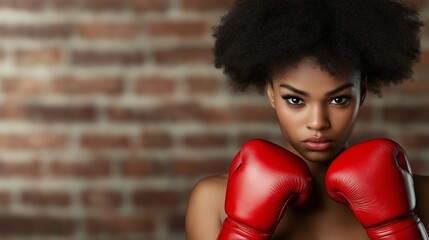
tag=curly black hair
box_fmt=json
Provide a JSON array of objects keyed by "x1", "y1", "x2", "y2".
[{"x1": 213, "y1": 0, "x2": 423, "y2": 95}]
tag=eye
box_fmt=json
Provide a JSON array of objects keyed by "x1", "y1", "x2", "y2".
[
  {"x1": 329, "y1": 95, "x2": 351, "y2": 105},
  {"x1": 282, "y1": 95, "x2": 304, "y2": 105}
]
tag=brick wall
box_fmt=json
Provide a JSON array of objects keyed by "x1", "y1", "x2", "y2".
[{"x1": 0, "y1": 0, "x2": 427, "y2": 239}]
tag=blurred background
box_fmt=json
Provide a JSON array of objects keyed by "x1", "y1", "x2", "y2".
[{"x1": 0, "y1": 0, "x2": 427, "y2": 239}]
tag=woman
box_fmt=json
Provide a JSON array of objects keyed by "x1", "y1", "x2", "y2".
[{"x1": 185, "y1": 0, "x2": 429, "y2": 239}]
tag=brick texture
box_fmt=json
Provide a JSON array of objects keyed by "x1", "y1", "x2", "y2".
[{"x1": 0, "y1": 1, "x2": 427, "y2": 240}]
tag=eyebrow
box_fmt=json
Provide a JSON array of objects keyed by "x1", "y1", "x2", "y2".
[{"x1": 279, "y1": 83, "x2": 355, "y2": 97}]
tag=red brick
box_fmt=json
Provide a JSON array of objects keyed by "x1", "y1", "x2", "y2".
[
  {"x1": 0, "y1": 104, "x2": 96, "y2": 122},
  {"x1": 412, "y1": 158, "x2": 429, "y2": 175},
  {"x1": 382, "y1": 105, "x2": 429, "y2": 123},
  {"x1": 0, "y1": 215, "x2": 74, "y2": 235},
  {"x1": 153, "y1": 46, "x2": 213, "y2": 65},
  {"x1": 48, "y1": 0, "x2": 133, "y2": 11},
  {"x1": 182, "y1": 133, "x2": 228, "y2": 148},
  {"x1": 106, "y1": 106, "x2": 138, "y2": 121},
  {"x1": 0, "y1": 24, "x2": 71, "y2": 38},
  {"x1": 133, "y1": 190, "x2": 181, "y2": 208},
  {"x1": 356, "y1": 104, "x2": 373, "y2": 122},
  {"x1": 72, "y1": 50, "x2": 144, "y2": 66},
  {"x1": 181, "y1": 0, "x2": 234, "y2": 11},
  {"x1": 80, "y1": 134, "x2": 132, "y2": 149},
  {"x1": 0, "y1": 104, "x2": 27, "y2": 119},
  {"x1": 49, "y1": 159, "x2": 110, "y2": 178},
  {"x1": 15, "y1": 48, "x2": 62, "y2": 66},
  {"x1": 0, "y1": 161, "x2": 41, "y2": 178},
  {"x1": 186, "y1": 75, "x2": 220, "y2": 94},
  {"x1": 21, "y1": 190, "x2": 70, "y2": 207},
  {"x1": 0, "y1": 0, "x2": 46, "y2": 10},
  {"x1": 107, "y1": 104, "x2": 200, "y2": 122},
  {"x1": 414, "y1": 50, "x2": 429, "y2": 70},
  {"x1": 49, "y1": 0, "x2": 128, "y2": 12},
  {"x1": 147, "y1": 20, "x2": 210, "y2": 37},
  {"x1": 77, "y1": 22, "x2": 138, "y2": 39},
  {"x1": 170, "y1": 158, "x2": 229, "y2": 176},
  {"x1": 107, "y1": 103, "x2": 230, "y2": 123},
  {"x1": 390, "y1": 77, "x2": 429, "y2": 95},
  {"x1": 141, "y1": 130, "x2": 172, "y2": 148},
  {"x1": 133, "y1": 0, "x2": 169, "y2": 12},
  {"x1": 26, "y1": 105, "x2": 97, "y2": 122},
  {"x1": 82, "y1": 189, "x2": 121, "y2": 209},
  {"x1": 231, "y1": 105, "x2": 277, "y2": 122},
  {"x1": 347, "y1": 130, "x2": 389, "y2": 146},
  {"x1": 237, "y1": 133, "x2": 285, "y2": 147},
  {"x1": 135, "y1": 76, "x2": 176, "y2": 95},
  {"x1": 401, "y1": 132, "x2": 429, "y2": 149},
  {"x1": 189, "y1": 105, "x2": 231, "y2": 123},
  {"x1": 0, "y1": 192, "x2": 10, "y2": 205},
  {"x1": 52, "y1": 0, "x2": 134, "y2": 11},
  {"x1": 82, "y1": 0, "x2": 127, "y2": 11},
  {"x1": 49, "y1": 0, "x2": 79, "y2": 10},
  {"x1": 86, "y1": 215, "x2": 154, "y2": 234},
  {"x1": 1, "y1": 76, "x2": 46, "y2": 95},
  {"x1": 0, "y1": 132, "x2": 67, "y2": 149},
  {"x1": 121, "y1": 158, "x2": 164, "y2": 177},
  {"x1": 168, "y1": 213, "x2": 185, "y2": 232},
  {"x1": 52, "y1": 75, "x2": 123, "y2": 95},
  {"x1": 0, "y1": 103, "x2": 98, "y2": 122},
  {"x1": 400, "y1": 0, "x2": 428, "y2": 9}
]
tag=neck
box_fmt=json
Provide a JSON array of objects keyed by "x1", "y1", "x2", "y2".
[
  {"x1": 283, "y1": 141, "x2": 347, "y2": 209},
  {"x1": 298, "y1": 158, "x2": 338, "y2": 212}
]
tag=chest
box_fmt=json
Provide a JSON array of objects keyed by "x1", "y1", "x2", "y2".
[{"x1": 271, "y1": 205, "x2": 369, "y2": 240}]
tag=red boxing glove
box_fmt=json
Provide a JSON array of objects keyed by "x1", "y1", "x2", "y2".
[
  {"x1": 326, "y1": 138, "x2": 428, "y2": 240},
  {"x1": 218, "y1": 139, "x2": 313, "y2": 240}
]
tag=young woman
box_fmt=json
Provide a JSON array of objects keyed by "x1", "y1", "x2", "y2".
[{"x1": 185, "y1": 0, "x2": 429, "y2": 239}]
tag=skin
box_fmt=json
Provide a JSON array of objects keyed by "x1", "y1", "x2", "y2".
[
  {"x1": 266, "y1": 58, "x2": 365, "y2": 164},
  {"x1": 185, "y1": 57, "x2": 429, "y2": 240},
  {"x1": 266, "y1": 58, "x2": 368, "y2": 239}
]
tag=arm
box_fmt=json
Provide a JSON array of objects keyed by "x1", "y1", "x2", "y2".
[
  {"x1": 415, "y1": 174, "x2": 429, "y2": 232},
  {"x1": 186, "y1": 175, "x2": 227, "y2": 240},
  {"x1": 187, "y1": 139, "x2": 313, "y2": 240}
]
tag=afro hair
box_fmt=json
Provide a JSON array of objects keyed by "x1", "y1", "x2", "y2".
[{"x1": 213, "y1": 0, "x2": 423, "y2": 95}]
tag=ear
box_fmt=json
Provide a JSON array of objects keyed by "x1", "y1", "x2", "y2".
[{"x1": 266, "y1": 83, "x2": 276, "y2": 109}]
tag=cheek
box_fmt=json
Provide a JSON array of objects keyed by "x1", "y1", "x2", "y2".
[
  {"x1": 274, "y1": 105, "x2": 304, "y2": 137},
  {"x1": 330, "y1": 105, "x2": 360, "y2": 133}
]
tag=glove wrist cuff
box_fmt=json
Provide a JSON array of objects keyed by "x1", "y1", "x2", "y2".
[
  {"x1": 366, "y1": 212, "x2": 429, "y2": 240},
  {"x1": 217, "y1": 217, "x2": 271, "y2": 240}
]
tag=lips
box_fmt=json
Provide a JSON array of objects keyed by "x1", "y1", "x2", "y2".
[{"x1": 302, "y1": 137, "x2": 333, "y2": 151}]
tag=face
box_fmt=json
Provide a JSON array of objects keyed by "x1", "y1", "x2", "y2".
[{"x1": 267, "y1": 58, "x2": 366, "y2": 163}]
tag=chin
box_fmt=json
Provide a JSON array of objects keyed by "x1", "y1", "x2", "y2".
[{"x1": 301, "y1": 150, "x2": 337, "y2": 163}]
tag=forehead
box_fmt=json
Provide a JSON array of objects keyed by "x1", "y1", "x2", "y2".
[{"x1": 273, "y1": 58, "x2": 361, "y2": 92}]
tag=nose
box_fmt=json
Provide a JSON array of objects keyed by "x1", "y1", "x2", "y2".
[{"x1": 306, "y1": 104, "x2": 330, "y2": 131}]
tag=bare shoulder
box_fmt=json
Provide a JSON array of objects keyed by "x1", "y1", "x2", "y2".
[
  {"x1": 185, "y1": 174, "x2": 228, "y2": 240},
  {"x1": 414, "y1": 174, "x2": 429, "y2": 231}
]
